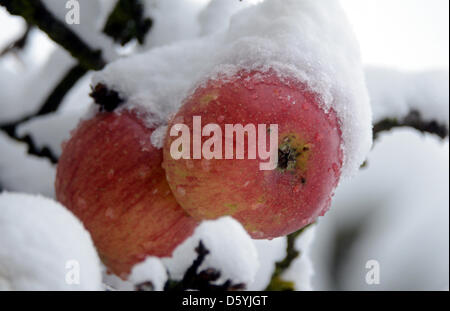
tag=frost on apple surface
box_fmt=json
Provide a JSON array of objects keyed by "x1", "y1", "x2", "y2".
[
  {"x1": 163, "y1": 217, "x2": 259, "y2": 286},
  {"x1": 0, "y1": 192, "x2": 102, "y2": 290},
  {"x1": 93, "y1": 0, "x2": 373, "y2": 179}
]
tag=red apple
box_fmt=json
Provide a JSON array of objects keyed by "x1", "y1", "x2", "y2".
[
  {"x1": 163, "y1": 70, "x2": 343, "y2": 239},
  {"x1": 56, "y1": 110, "x2": 197, "y2": 277}
]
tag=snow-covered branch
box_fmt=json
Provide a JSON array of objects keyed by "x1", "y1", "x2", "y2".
[
  {"x1": 0, "y1": 0, "x2": 105, "y2": 70},
  {"x1": 367, "y1": 67, "x2": 449, "y2": 140},
  {"x1": 373, "y1": 110, "x2": 448, "y2": 140}
]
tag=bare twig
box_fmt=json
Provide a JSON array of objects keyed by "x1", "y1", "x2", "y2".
[{"x1": 103, "y1": 0, "x2": 152, "y2": 46}]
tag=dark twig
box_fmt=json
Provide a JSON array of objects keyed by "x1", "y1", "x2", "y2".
[
  {"x1": 38, "y1": 64, "x2": 88, "y2": 115},
  {"x1": 103, "y1": 0, "x2": 152, "y2": 46},
  {"x1": 0, "y1": 126, "x2": 59, "y2": 164},
  {"x1": 265, "y1": 224, "x2": 312, "y2": 291},
  {"x1": 164, "y1": 241, "x2": 246, "y2": 291},
  {"x1": 373, "y1": 110, "x2": 448, "y2": 140},
  {"x1": 0, "y1": 0, "x2": 105, "y2": 70}
]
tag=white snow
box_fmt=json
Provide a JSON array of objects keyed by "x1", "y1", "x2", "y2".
[
  {"x1": 163, "y1": 217, "x2": 259, "y2": 286},
  {"x1": 42, "y1": 0, "x2": 117, "y2": 62},
  {"x1": 93, "y1": 0, "x2": 372, "y2": 179},
  {"x1": 128, "y1": 257, "x2": 168, "y2": 291},
  {"x1": 198, "y1": 0, "x2": 258, "y2": 36},
  {"x1": 0, "y1": 7, "x2": 25, "y2": 45},
  {"x1": 17, "y1": 107, "x2": 90, "y2": 158},
  {"x1": 140, "y1": 0, "x2": 206, "y2": 49},
  {"x1": 247, "y1": 226, "x2": 316, "y2": 291},
  {"x1": 102, "y1": 266, "x2": 134, "y2": 291},
  {"x1": 366, "y1": 67, "x2": 449, "y2": 127},
  {"x1": 283, "y1": 225, "x2": 316, "y2": 291},
  {"x1": 0, "y1": 192, "x2": 102, "y2": 290},
  {"x1": 247, "y1": 237, "x2": 286, "y2": 291},
  {"x1": 312, "y1": 129, "x2": 449, "y2": 290},
  {"x1": 104, "y1": 257, "x2": 168, "y2": 291},
  {"x1": 0, "y1": 132, "x2": 55, "y2": 197},
  {"x1": 0, "y1": 48, "x2": 75, "y2": 124}
]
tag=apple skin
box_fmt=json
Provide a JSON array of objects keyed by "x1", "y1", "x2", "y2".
[
  {"x1": 55, "y1": 110, "x2": 197, "y2": 277},
  {"x1": 163, "y1": 70, "x2": 343, "y2": 239}
]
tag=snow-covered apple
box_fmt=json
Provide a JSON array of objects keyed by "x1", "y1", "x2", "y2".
[
  {"x1": 56, "y1": 110, "x2": 197, "y2": 277},
  {"x1": 163, "y1": 70, "x2": 343, "y2": 239}
]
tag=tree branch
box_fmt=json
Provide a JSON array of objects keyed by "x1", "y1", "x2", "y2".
[
  {"x1": 0, "y1": 63, "x2": 87, "y2": 163},
  {"x1": 373, "y1": 110, "x2": 449, "y2": 140},
  {"x1": 0, "y1": 0, "x2": 105, "y2": 70},
  {"x1": 265, "y1": 224, "x2": 312, "y2": 291},
  {"x1": 103, "y1": 0, "x2": 152, "y2": 46}
]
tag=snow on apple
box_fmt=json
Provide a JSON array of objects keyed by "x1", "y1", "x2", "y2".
[{"x1": 0, "y1": 192, "x2": 101, "y2": 290}]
